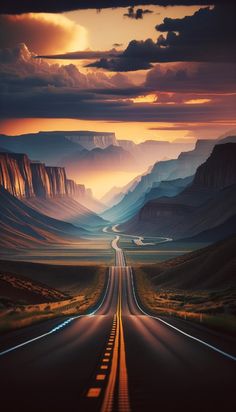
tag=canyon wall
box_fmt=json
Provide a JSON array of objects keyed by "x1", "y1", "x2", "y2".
[
  {"x1": 192, "y1": 143, "x2": 236, "y2": 190},
  {"x1": 0, "y1": 151, "x2": 86, "y2": 200}
]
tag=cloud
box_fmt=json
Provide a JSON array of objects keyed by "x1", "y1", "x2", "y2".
[
  {"x1": 0, "y1": 13, "x2": 87, "y2": 54},
  {"x1": 0, "y1": 1, "x2": 222, "y2": 15},
  {"x1": 145, "y1": 63, "x2": 236, "y2": 93},
  {"x1": 86, "y1": 57, "x2": 152, "y2": 72},
  {"x1": 124, "y1": 7, "x2": 153, "y2": 19},
  {"x1": 122, "y1": 5, "x2": 236, "y2": 65},
  {"x1": 0, "y1": 43, "x2": 132, "y2": 90},
  {"x1": 36, "y1": 4, "x2": 236, "y2": 72},
  {"x1": 0, "y1": 44, "x2": 235, "y2": 128}
]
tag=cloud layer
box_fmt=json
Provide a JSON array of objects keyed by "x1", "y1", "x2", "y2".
[
  {"x1": 38, "y1": 4, "x2": 236, "y2": 73},
  {"x1": 0, "y1": 14, "x2": 87, "y2": 54},
  {"x1": 0, "y1": 1, "x2": 222, "y2": 15},
  {"x1": 0, "y1": 43, "x2": 235, "y2": 127}
]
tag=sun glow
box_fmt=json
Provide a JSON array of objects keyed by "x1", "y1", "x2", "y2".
[
  {"x1": 184, "y1": 99, "x2": 211, "y2": 105},
  {"x1": 132, "y1": 94, "x2": 157, "y2": 104}
]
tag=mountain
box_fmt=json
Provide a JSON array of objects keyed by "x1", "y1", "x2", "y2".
[
  {"x1": 121, "y1": 143, "x2": 236, "y2": 241},
  {"x1": 0, "y1": 132, "x2": 82, "y2": 165},
  {"x1": 117, "y1": 139, "x2": 195, "y2": 169},
  {"x1": 182, "y1": 214, "x2": 236, "y2": 243},
  {"x1": 0, "y1": 131, "x2": 118, "y2": 164},
  {"x1": 0, "y1": 186, "x2": 85, "y2": 249},
  {"x1": 24, "y1": 196, "x2": 106, "y2": 230},
  {"x1": 102, "y1": 139, "x2": 214, "y2": 222},
  {"x1": 0, "y1": 151, "x2": 106, "y2": 228},
  {"x1": 0, "y1": 132, "x2": 196, "y2": 187},
  {"x1": 143, "y1": 176, "x2": 193, "y2": 204},
  {"x1": 65, "y1": 131, "x2": 118, "y2": 149},
  {"x1": 59, "y1": 145, "x2": 138, "y2": 176},
  {"x1": 150, "y1": 236, "x2": 236, "y2": 290},
  {"x1": 101, "y1": 175, "x2": 142, "y2": 207}
]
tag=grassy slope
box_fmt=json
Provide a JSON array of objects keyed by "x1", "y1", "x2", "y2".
[
  {"x1": 0, "y1": 261, "x2": 107, "y2": 333},
  {"x1": 133, "y1": 236, "x2": 236, "y2": 335}
]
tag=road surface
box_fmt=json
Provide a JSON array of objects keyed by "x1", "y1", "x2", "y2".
[{"x1": 0, "y1": 236, "x2": 235, "y2": 412}]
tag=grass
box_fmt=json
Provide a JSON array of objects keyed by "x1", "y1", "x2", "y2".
[
  {"x1": 133, "y1": 267, "x2": 236, "y2": 336},
  {"x1": 0, "y1": 266, "x2": 107, "y2": 334}
]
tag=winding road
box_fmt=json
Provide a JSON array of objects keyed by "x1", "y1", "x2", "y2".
[{"x1": 0, "y1": 235, "x2": 235, "y2": 412}]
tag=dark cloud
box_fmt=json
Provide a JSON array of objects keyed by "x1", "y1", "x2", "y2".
[
  {"x1": 86, "y1": 57, "x2": 152, "y2": 72},
  {"x1": 1, "y1": 87, "x2": 235, "y2": 124},
  {"x1": 0, "y1": 1, "x2": 223, "y2": 15},
  {"x1": 124, "y1": 7, "x2": 153, "y2": 19},
  {"x1": 0, "y1": 44, "x2": 235, "y2": 126},
  {"x1": 122, "y1": 5, "x2": 236, "y2": 65},
  {"x1": 113, "y1": 43, "x2": 123, "y2": 47},
  {"x1": 37, "y1": 50, "x2": 121, "y2": 60},
  {"x1": 38, "y1": 4, "x2": 236, "y2": 72},
  {"x1": 145, "y1": 63, "x2": 236, "y2": 93}
]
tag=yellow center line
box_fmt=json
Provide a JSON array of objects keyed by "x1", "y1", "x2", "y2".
[{"x1": 101, "y1": 267, "x2": 130, "y2": 412}]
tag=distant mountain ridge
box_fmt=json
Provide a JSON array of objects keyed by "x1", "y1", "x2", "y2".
[
  {"x1": 0, "y1": 131, "x2": 195, "y2": 184},
  {"x1": 0, "y1": 151, "x2": 107, "y2": 228},
  {"x1": 121, "y1": 142, "x2": 236, "y2": 241},
  {"x1": 0, "y1": 151, "x2": 88, "y2": 200},
  {"x1": 102, "y1": 139, "x2": 215, "y2": 222}
]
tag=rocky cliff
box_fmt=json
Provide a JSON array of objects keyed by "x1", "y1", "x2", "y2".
[
  {"x1": 122, "y1": 142, "x2": 236, "y2": 239},
  {"x1": 66, "y1": 179, "x2": 86, "y2": 198},
  {"x1": 0, "y1": 151, "x2": 87, "y2": 201},
  {"x1": 192, "y1": 143, "x2": 236, "y2": 190},
  {"x1": 46, "y1": 166, "x2": 67, "y2": 197},
  {"x1": 0, "y1": 153, "x2": 33, "y2": 198},
  {"x1": 65, "y1": 131, "x2": 118, "y2": 150}
]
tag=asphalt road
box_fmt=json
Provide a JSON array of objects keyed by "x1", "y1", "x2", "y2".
[{"x1": 0, "y1": 236, "x2": 235, "y2": 412}]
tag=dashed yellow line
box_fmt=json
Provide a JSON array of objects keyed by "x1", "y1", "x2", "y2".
[
  {"x1": 86, "y1": 266, "x2": 130, "y2": 412},
  {"x1": 101, "y1": 269, "x2": 130, "y2": 412}
]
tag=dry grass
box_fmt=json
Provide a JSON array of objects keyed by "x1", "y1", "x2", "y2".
[
  {"x1": 134, "y1": 268, "x2": 236, "y2": 336},
  {"x1": 0, "y1": 267, "x2": 107, "y2": 334}
]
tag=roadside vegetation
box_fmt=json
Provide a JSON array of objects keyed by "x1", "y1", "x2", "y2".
[
  {"x1": 0, "y1": 265, "x2": 107, "y2": 334},
  {"x1": 133, "y1": 236, "x2": 236, "y2": 336}
]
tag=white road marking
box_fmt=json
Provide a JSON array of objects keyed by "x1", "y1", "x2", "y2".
[
  {"x1": 0, "y1": 272, "x2": 111, "y2": 357},
  {"x1": 130, "y1": 269, "x2": 236, "y2": 362}
]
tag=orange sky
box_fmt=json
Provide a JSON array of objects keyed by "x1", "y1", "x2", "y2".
[{"x1": 0, "y1": 118, "x2": 198, "y2": 143}]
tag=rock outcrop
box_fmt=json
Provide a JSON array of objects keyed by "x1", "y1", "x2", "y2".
[
  {"x1": 121, "y1": 142, "x2": 236, "y2": 240},
  {"x1": 0, "y1": 151, "x2": 86, "y2": 200},
  {"x1": 191, "y1": 143, "x2": 236, "y2": 190},
  {"x1": 0, "y1": 153, "x2": 33, "y2": 198},
  {"x1": 65, "y1": 179, "x2": 86, "y2": 198},
  {"x1": 65, "y1": 131, "x2": 118, "y2": 150}
]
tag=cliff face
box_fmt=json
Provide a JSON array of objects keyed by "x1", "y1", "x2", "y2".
[
  {"x1": 0, "y1": 153, "x2": 33, "y2": 198},
  {"x1": 65, "y1": 131, "x2": 118, "y2": 150},
  {"x1": 31, "y1": 163, "x2": 52, "y2": 198},
  {"x1": 192, "y1": 143, "x2": 236, "y2": 190},
  {"x1": 66, "y1": 179, "x2": 86, "y2": 198},
  {"x1": 0, "y1": 152, "x2": 85, "y2": 201},
  {"x1": 122, "y1": 142, "x2": 236, "y2": 239},
  {"x1": 46, "y1": 166, "x2": 67, "y2": 197}
]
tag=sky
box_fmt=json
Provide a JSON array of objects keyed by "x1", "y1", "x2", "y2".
[{"x1": 0, "y1": 1, "x2": 235, "y2": 143}]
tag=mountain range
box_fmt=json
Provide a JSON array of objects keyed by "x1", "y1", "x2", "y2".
[
  {"x1": 0, "y1": 131, "x2": 195, "y2": 185},
  {"x1": 102, "y1": 138, "x2": 216, "y2": 222},
  {"x1": 0, "y1": 151, "x2": 106, "y2": 232},
  {"x1": 120, "y1": 142, "x2": 236, "y2": 241}
]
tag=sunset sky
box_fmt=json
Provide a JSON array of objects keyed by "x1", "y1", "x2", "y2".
[{"x1": 0, "y1": 1, "x2": 235, "y2": 143}]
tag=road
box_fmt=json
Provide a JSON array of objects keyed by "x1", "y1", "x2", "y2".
[{"x1": 0, "y1": 236, "x2": 235, "y2": 412}]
